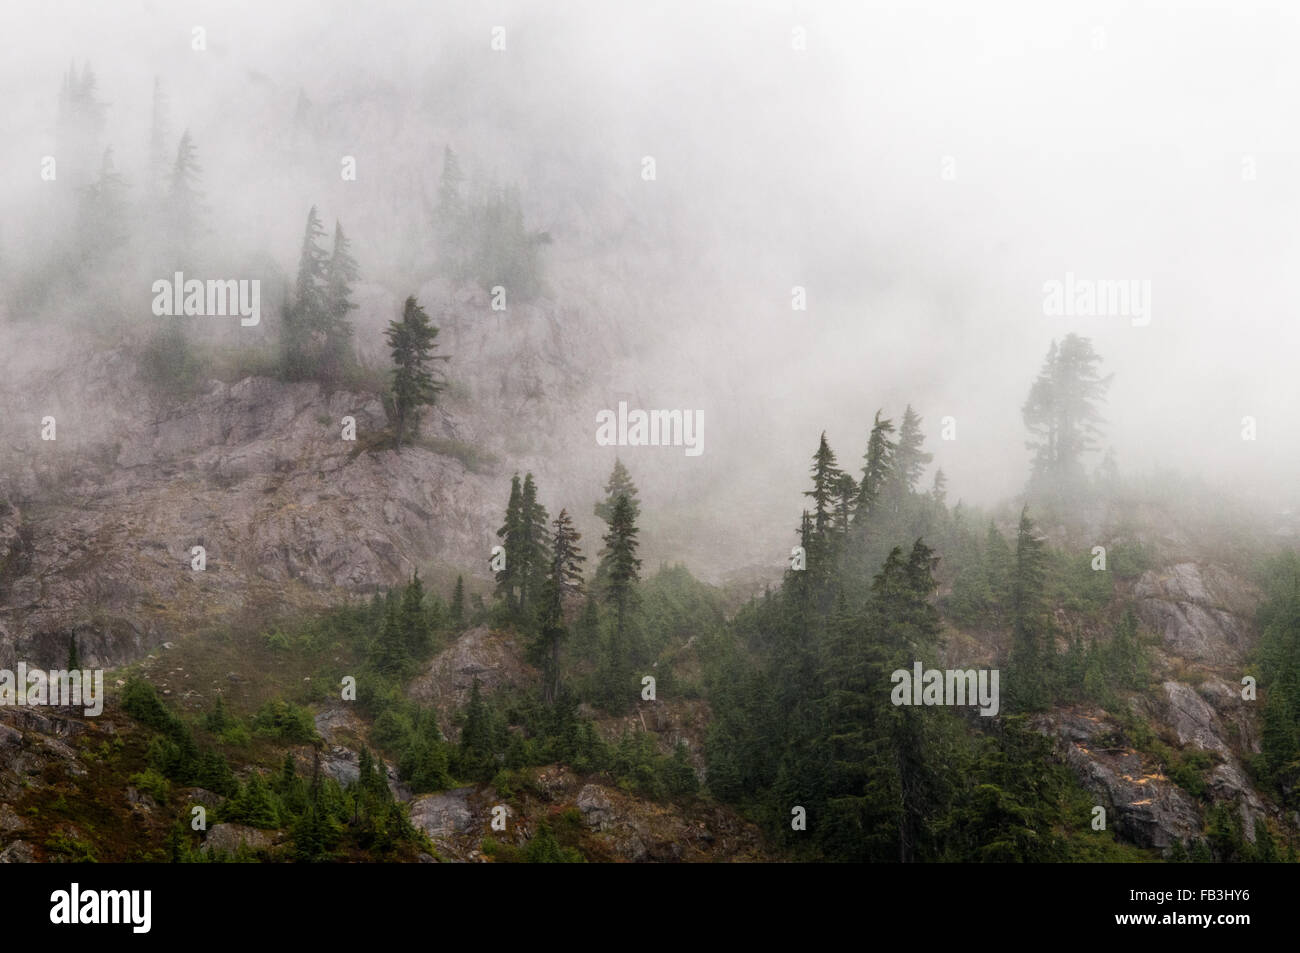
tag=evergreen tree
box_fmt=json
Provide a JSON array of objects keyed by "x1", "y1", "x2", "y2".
[
  {"x1": 518, "y1": 473, "x2": 550, "y2": 614},
  {"x1": 66, "y1": 634, "x2": 80, "y2": 672},
  {"x1": 495, "y1": 475, "x2": 524, "y2": 611},
  {"x1": 282, "y1": 206, "x2": 329, "y2": 379},
  {"x1": 1023, "y1": 334, "x2": 1112, "y2": 491},
  {"x1": 888, "y1": 405, "x2": 933, "y2": 499},
  {"x1": 320, "y1": 220, "x2": 359, "y2": 379},
  {"x1": 929, "y1": 469, "x2": 948, "y2": 509},
  {"x1": 450, "y1": 575, "x2": 466, "y2": 626},
  {"x1": 594, "y1": 459, "x2": 641, "y2": 524},
  {"x1": 458, "y1": 679, "x2": 495, "y2": 780},
  {"x1": 805, "y1": 432, "x2": 845, "y2": 539},
  {"x1": 600, "y1": 494, "x2": 642, "y2": 648},
  {"x1": 166, "y1": 130, "x2": 204, "y2": 257},
  {"x1": 399, "y1": 571, "x2": 433, "y2": 659},
  {"x1": 856, "y1": 411, "x2": 896, "y2": 523},
  {"x1": 1007, "y1": 507, "x2": 1050, "y2": 710},
  {"x1": 371, "y1": 591, "x2": 409, "y2": 676},
  {"x1": 76, "y1": 148, "x2": 129, "y2": 266},
  {"x1": 536, "y1": 508, "x2": 585, "y2": 705},
  {"x1": 385, "y1": 295, "x2": 446, "y2": 449}
]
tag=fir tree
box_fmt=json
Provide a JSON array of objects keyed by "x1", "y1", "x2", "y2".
[
  {"x1": 1007, "y1": 507, "x2": 1050, "y2": 711},
  {"x1": 1023, "y1": 334, "x2": 1112, "y2": 491},
  {"x1": 166, "y1": 130, "x2": 205, "y2": 257},
  {"x1": 856, "y1": 411, "x2": 896, "y2": 523},
  {"x1": 385, "y1": 295, "x2": 446, "y2": 449},
  {"x1": 495, "y1": 475, "x2": 524, "y2": 610},
  {"x1": 889, "y1": 405, "x2": 933, "y2": 498},
  {"x1": 535, "y1": 508, "x2": 585, "y2": 705},
  {"x1": 450, "y1": 575, "x2": 466, "y2": 625},
  {"x1": 600, "y1": 493, "x2": 642, "y2": 668},
  {"x1": 518, "y1": 473, "x2": 550, "y2": 614},
  {"x1": 320, "y1": 220, "x2": 360, "y2": 379}
]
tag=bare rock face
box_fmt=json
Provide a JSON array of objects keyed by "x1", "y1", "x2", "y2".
[
  {"x1": 1162, "y1": 681, "x2": 1231, "y2": 755},
  {"x1": 0, "y1": 371, "x2": 501, "y2": 670},
  {"x1": 409, "y1": 788, "x2": 477, "y2": 852},
  {"x1": 201, "y1": 823, "x2": 274, "y2": 856},
  {"x1": 576, "y1": 784, "x2": 615, "y2": 832},
  {"x1": 407, "y1": 627, "x2": 538, "y2": 738},
  {"x1": 0, "y1": 840, "x2": 36, "y2": 863},
  {"x1": 1133, "y1": 564, "x2": 1256, "y2": 662},
  {"x1": 1042, "y1": 709, "x2": 1202, "y2": 849}
]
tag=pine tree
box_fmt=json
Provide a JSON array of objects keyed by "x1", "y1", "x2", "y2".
[
  {"x1": 805, "y1": 432, "x2": 845, "y2": 539},
  {"x1": 166, "y1": 130, "x2": 204, "y2": 258},
  {"x1": 929, "y1": 469, "x2": 948, "y2": 508},
  {"x1": 1008, "y1": 507, "x2": 1050, "y2": 710},
  {"x1": 518, "y1": 473, "x2": 550, "y2": 614},
  {"x1": 76, "y1": 148, "x2": 129, "y2": 266},
  {"x1": 856, "y1": 411, "x2": 896, "y2": 523},
  {"x1": 66, "y1": 634, "x2": 80, "y2": 672},
  {"x1": 371, "y1": 592, "x2": 409, "y2": 676},
  {"x1": 450, "y1": 575, "x2": 465, "y2": 625},
  {"x1": 320, "y1": 220, "x2": 359, "y2": 379},
  {"x1": 385, "y1": 295, "x2": 446, "y2": 449},
  {"x1": 399, "y1": 571, "x2": 433, "y2": 659},
  {"x1": 600, "y1": 493, "x2": 642, "y2": 691},
  {"x1": 536, "y1": 508, "x2": 585, "y2": 705},
  {"x1": 1023, "y1": 334, "x2": 1112, "y2": 491},
  {"x1": 889, "y1": 405, "x2": 933, "y2": 498},
  {"x1": 594, "y1": 459, "x2": 640, "y2": 524},
  {"x1": 458, "y1": 678, "x2": 494, "y2": 781},
  {"x1": 495, "y1": 475, "x2": 524, "y2": 611},
  {"x1": 282, "y1": 206, "x2": 329, "y2": 379},
  {"x1": 435, "y1": 145, "x2": 465, "y2": 267}
]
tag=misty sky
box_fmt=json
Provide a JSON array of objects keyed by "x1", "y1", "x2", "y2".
[{"x1": 4, "y1": 0, "x2": 1299, "y2": 522}]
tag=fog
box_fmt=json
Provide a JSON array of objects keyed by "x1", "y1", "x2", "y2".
[{"x1": 3, "y1": 0, "x2": 1299, "y2": 577}]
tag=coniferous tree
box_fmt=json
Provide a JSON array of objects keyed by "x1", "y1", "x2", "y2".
[
  {"x1": 599, "y1": 493, "x2": 642, "y2": 701},
  {"x1": 1023, "y1": 334, "x2": 1112, "y2": 491},
  {"x1": 165, "y1": 130, "x2": 205, "y2": 259},
  {"x1": 535, "y1": 508, "x2": 585, "y2": 705},
  {"x1": 1007, "y1": 507, "x2": 1050, "y2": 710},
  {"x1": 384, "y1": 295, "x2": 446, "y2": 449},
  {"x1": 458, "y1": 678, "x2": 495, "y2": 780},
  {"x1": 282, "y1": 206, "x2": 329, "y2": 379},
  {"x1": 399, "y1": 571, "x2": 433, "y2": 659},
  {"x1": 888, "y1": 405, "x2": 933, "y2": 499},
  {"x1": 855, "y1": 411, "x2": 895, "y2": 524},
  {"x1": 594, "y1": 459, "x2": 641, "y2": 524},
  {"x1": 320, "y1": 220, "x2": 359, "y2": 379},
  {"x1": 805, "y1": 432, "x2": 844, "y2": 539},
  {"x1": 76, "y1": 148, "x2": 129, "y2": 267},
  {"x1": 518, "y1": 473, "x2": 550, "y2": 614},
  {"x1": 450, "y1": 575, "x2": 465, "y2": 626},
  {"x1": 495, "y1": 475, "x2": 524, "y2": 611},
  {"x1": 371, "y1": 592, "x2": 409, "y2": 676}
]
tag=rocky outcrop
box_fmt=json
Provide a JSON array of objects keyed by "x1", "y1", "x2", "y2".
[
  {"x1": 407, "y1": 627, "x2": 538, "y2": 738},
  {"x1": 201, "y1": 823, "x2": 275, "y2": 856},
  {"x1": 1133, "y1": 563, "x2": 1256, "y2": 662},
  {"x1": 0, "y1": 371, "x2": 501, "y2": 670},
  {"x1": 1040, "y1": 708, "x2": 1201, "y2": 849}
]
